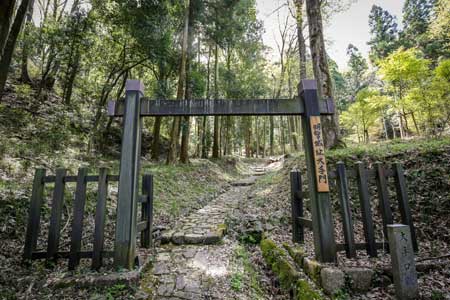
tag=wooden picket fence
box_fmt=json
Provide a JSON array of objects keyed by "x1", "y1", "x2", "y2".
[
  {"x1": 23, "y1": 168, "x2": 153, "y2": 270},
  {"x1": 291, "y1": 162, "x2": 418, "y2": 258}
]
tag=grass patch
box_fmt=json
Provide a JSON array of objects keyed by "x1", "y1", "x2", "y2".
[
  {"x1": 141, "y1": 160, "x2": 233, "y2": 221},
  {"x1": 327, "y1": 137, "x2": 450, "y2": 162},
  {"x1": 231, "y1": 245, "x2": 265, "y2": 298}
]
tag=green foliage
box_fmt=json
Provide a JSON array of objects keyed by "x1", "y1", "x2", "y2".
[
  {"x1": 435, "y1": 58, "x2": 450, "y2": 80},
  {"x1": 375, "y1": 49, "x2": 450, "y2": 135},
  {"x1": 368, "y1": 5, "x2": 399, "y2": 64},
  {"x1": 231, "y1": 246, "x2": 265, "y2": 297},
  {"x1": 105, "y1": 284, "x2": 129, "y2": 299},
  {"x1": 332, "y1": 289, "x2": 350, "y2": 300},
  {"x1": 431, "y1": 290, "x2": 445, "y2": 300},
  {"x1": 260, "y1": 239, "x2": 300, "y2": 291},
  {"x1": 401, "y1": 0, "x2": 440, "y2": 60},
  {"x1": 15, "y1": 84, "x2": 33, "y2": 99},
  {"x1": 231, "y1": 272, "x2": 243, "y2": 291},
  {"x1": 295, "y1": 280, "x2": 323, "y2": 300},
  {"x1": 378, "y1": 48, "x2": 430, "y2": 87},
  {"x1": 338, "y1": 45, "x2": 371, "y2": 112},
  {"x1": 428, "y1": 0, "x2": 450, "y2": 50},
  {"x1": 341, "y1": 89, "x2": 390, "y2": 143},
  {"x1": 327, "y1": 136, "x2": 450, "y2": 162}
]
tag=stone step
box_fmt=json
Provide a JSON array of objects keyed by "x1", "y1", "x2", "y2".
[
  {"x1": 160, "y1": 224, "x2": 226, "y2": 245},
  {"x1": 230, "y1": 177, "x2": 257, "y2": 186},
  {"x1": 253, "y1": 172, "x2": 266, "y2": 177}
]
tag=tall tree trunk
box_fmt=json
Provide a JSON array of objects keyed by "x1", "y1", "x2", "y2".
[
  {"x1": 305, "y1": 0, "x2": 341, "y2": 149},
  {"x1": 244, "y1": 117, "x2": 252, "y2": 158},
  {"x1": 262, "y1": 117, "x2": 266, "y2": 158},
  {"x1": 411, "y1": 112, "x2": 420, "y2": 135},
  {"x1": 212, "y1": 43, "x2": 220, "y2": 159},
  {"x1": 0, "y1": 0, "x2": 16, "y2": 57},
  {"x1": 0, "y1": 0, "x2": 31, "y2": 97},
  {"x1": 295, "y1": 0, "x2": 307, "y2": 80},
  {"x1": 255, "y1": 117, "x2": 260, "y2": 158},
  {"x1": 20, "y1": 0, "x2": 35, "y2": 84},
  {"x1": 201, "y1": 117, "x2": 209, "y2": 158},
  {"x1": 167, "y1": 0, "x2": 190, "y2": 164},
  {"x1": 281, "y1": 117, "x2": 287, "y2": 154},
  {"x1": 223, "y1": 48, "x2": 233, "y2": 156},
  {"x1": 151, "y1": 63, "x2": 169, "y2": 160},
  {"x1": 294, "y1": 0, "x2": 306, "y2": 152},
  {"x1": 201, "y1": 45, "x2": 212, "y2": 158},
  {"x1": 151, "y1": 117, "x2": 162, "y2": 160},
  {"x1": 269, "y1": 116, "x2": 274, "y2": 155},
  {"x1": 63, "y1": 5, "x2": 88, "y2": 105},
  {"x1": 180, "y1": 0, "x2": 196, "y2": 164},
  {"x1": 150, "y1": 71, "x2": 165, "y2": 161}
]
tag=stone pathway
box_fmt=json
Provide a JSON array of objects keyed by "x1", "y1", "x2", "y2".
[
  {"x1": 159, "y1": 186, "x2": 245, "y2": 245},
  {"x1": 147, "y1": 240, "x2": 241, "y2": 299},
  {"x1": 142, "y1": 178, "x2": 265, "y2": 300}
]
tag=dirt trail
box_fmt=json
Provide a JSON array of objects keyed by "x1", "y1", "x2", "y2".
[{"x1": 140, "y1": 160, "x2": 283, "y2": 300}]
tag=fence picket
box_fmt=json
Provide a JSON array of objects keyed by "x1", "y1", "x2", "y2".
[
  {"x1": 23, "y1": 169, "x2": 47, "y2": 261},
  {"x1": 393, "y1": 163, "x2": 418, "y2": 252},
  {"x1": 356, "y1": 162, "x2": 377, "y2": 257},
  {"x1": 68, "y1": 168, "x2": 88, "y2": 270},
  {"x1": 336, "y1": 162, "x2": 356, "y2": 258},
  {"x1": 290, "y1": 171, "x2": 304, "y2": 243},
  {"x1": 375, "y1": 163, "x2": 394, "y2": 244},
  {"x1": 47, "y1": 169, "x2": 67, "y2": 262},
  {"x1": 141, "y1": 175, "x2": 153, "y2": 248},
  {"x1": 92, "y1": 168, "x2": 109, "y2": 270}
]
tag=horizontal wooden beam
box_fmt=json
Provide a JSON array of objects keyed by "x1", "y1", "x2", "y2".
[
  {"x1": 42, "y1": 175, "x2": 119, "y2": 183},
  {"x1": 31, "y1": 250, "x2": 114, "y2": 260},
  {"x1": 107, "y1": 97, "x2": 336, "y2": 117},
  {"x1": 336, "y1": 242, "x2": 387, "y2": 252},
  {"x1": 328, "y1": 168, "x2": 395, "y2": 179},
  {"x1": 298, "y1": 217, "x2": 313, "y2": 229},
  {"x1": 136, "y1": 221, "x2": 147, "y2": 232}
]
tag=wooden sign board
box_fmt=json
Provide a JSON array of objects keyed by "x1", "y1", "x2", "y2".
[{"x1": 310, "y1": 116, "x2": 330, "y2": 192}]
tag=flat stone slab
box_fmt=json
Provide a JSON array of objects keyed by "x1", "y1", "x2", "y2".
[
  {"x1": 253, "y1": 172, "x2": 266, "y2": 176},
  {"x1": 231, "y1": 177, "x2": 257, "y2": 186},
  {"x1": 144, "y1": 243, "x2": 235, "y2": 299}
]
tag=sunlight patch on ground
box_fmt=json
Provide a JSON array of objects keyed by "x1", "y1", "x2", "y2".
[{"x1": 189, "y1": 249, "x2": 230, "y2": 278}]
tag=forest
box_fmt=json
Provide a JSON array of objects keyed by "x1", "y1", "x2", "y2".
[
  {"x1": 0, "y1": 0, "x2": 449, "y2": 159},
  {"x1": 0, "y1": 0, "x2": 450, "y2": 299}
]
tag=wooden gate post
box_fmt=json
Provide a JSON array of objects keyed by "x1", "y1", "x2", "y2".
[
  {"x1": 299, "y1": 80, "x2": 336, "y2": 262},
  {"x1": 290, "y1": 171, "x2": 304, "y2": 243},
  {"x1": 114, "y1": 80, "x2": 144, "y2": 269}
]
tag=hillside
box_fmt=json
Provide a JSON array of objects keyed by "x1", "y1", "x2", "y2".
[{"x1": 246, "y1": 138, "x2": 450, "y2": 299}]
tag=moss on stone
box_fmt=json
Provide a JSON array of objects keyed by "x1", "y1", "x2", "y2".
[
  {"x1": 275, "y1": 258, "x2": 299, "y2": 290},
  {"x1": 283, "y1": 243, "x2": 305, "y2": 267},
  {"x1": 303, "y1": 258, "x2": 321, "y2": 283},
  {"x1": 295, "y1": 280, "x2": 323, "y2": 300},
  {"x1": 260, "y1": 239, "x2": 298, "y2": 291},
  {"x1": 260, "y1": 238, "x2": 279, "y2": 265},
  {"x1": 260, "y1": 239, "x2": 324, "y2": 299},
  {"x1": 216, "y1": 223, "x2": 227, "y2": 236}
]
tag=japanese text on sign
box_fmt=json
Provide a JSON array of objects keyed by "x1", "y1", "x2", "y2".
[{"x1": 310, "y1": 116, "x2": 330, "y2": 192}]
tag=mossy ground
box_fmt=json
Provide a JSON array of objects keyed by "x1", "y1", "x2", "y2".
[{"x1": 260, "y1": 238, "x2": 323, "y2": 300}]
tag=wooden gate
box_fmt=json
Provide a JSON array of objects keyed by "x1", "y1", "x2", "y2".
[
  {"x1": 102, "y1": 78, "x2": 337, "y2": 268},
  {"x1": 23, "y1": 168, "x2": 153, "y2": 270}
]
